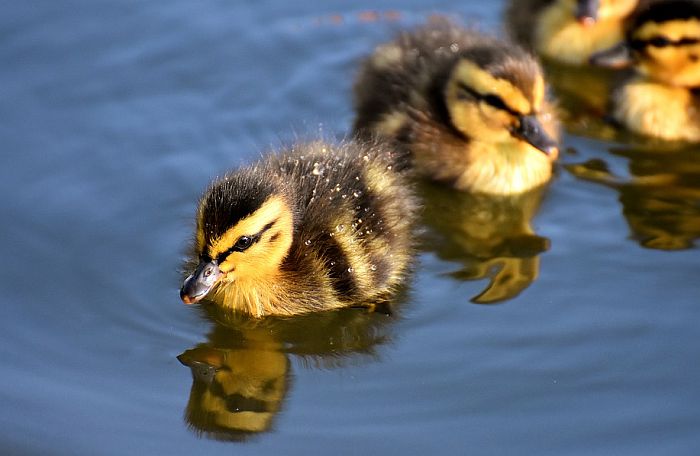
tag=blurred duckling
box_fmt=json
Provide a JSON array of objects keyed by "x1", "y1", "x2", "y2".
[
  {"x1": 506, "y1": 0, "x2": 639, "y2": 65},
  {"x1": 180, "y1": 140, "x2": 418, "y2": 317},
  {"x1": 590, "y1": 0, "x2": 700, "y2": 141},
  {"x1": 353, "y1": 17, "x2": 559, "y2": 196}
]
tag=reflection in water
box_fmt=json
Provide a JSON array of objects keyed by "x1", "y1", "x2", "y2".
[
  {"x1": 567, "y1": 145, "x2": 700, "y2": 250},
  {"x1": 541, "y1": 60, "x2": 630, "y2": 142},
  {"x1": 420, "y1": 182, "x2": 550, "y2": 304},
  {"x1": 178, "y1": 305, "x2": 398, "y2": 440}
]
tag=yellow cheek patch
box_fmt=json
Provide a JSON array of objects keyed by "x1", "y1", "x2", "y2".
[
  {"x1": 452, "y1": 60, "x2": 531, "y2": 114},
  {"x1": 599, "y1": 0, "x2": 638, "y2": 20},
  {"x1": 532, "y1": 75, "x2": 545, "y2": 111},
  {"x1": 635, "y1": 19, "x2": 700, "y2": 42},
  {"x1": 208, "y1": 196, "x2": 288, "y2": 259},
  {"x1": 195, "y1": 206, "x2": 206, "y2": 252}
]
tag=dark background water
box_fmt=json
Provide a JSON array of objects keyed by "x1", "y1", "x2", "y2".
[{"x1": 2, "y1": 1, "x2": 700, "y2": 455}]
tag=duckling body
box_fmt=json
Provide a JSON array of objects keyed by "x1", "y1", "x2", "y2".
[
  {"x1": 506, "y1": 0, "x2": 639, "y2": 65},
  {"x1": 353, "y1": 17, "x2": 559, "y2": 196},
  {"x1": 590, "y1": 0, "x2": 700, "y2": 141},
  {"x1": 613, "y1": 77, "x2": 700, "y2": 141},
  {"x1": 180, "y1": 141, "x2": 418, "y2": 317}
]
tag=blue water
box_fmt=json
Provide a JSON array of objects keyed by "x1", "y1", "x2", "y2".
[{"x1": 2, "y1": 1, "x2": 700, "y2": 455}]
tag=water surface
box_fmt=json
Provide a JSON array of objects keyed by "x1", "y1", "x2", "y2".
[{"x1": 2, "y1": 1, "x2": 700, "y2": 455}]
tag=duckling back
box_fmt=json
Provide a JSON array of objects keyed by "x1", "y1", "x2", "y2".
[{"x1": 181, "y1": 140, "x2": 418, "y2": 317}]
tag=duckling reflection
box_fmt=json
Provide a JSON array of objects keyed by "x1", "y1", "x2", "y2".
[
  {"x1": 420, "y1": 182, "x2": 550, "y2": 304},
  {"x1": 567, "y1": 144, "x2": 700, "y2": 250},
  {"x1": 177, "y1": 305, "x2": 397, "y2": 441},
  {"x1": 541, "y1": 61, "x2": 622, "y2": 139}
]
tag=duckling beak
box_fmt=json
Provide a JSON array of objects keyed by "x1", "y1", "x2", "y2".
[
  {"x1": 576, "y1": 0, "x2": 599, "y2": 25},
  {"x1": 513, "y1": 115, "x2": 558, "y2": 155},
  {"x1": 180, "y1": 260, "x2": 221, "y2": 304},
  {"x1": 589, "y1": 41, "x2": 634, "y2": 68}
]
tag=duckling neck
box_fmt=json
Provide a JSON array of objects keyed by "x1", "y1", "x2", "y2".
[
  {"x1": 536, "y1": 4, "x2": 625, "y2": 65},
  {"x1": 456, "y1": 140, "x2": 555, "y2": 195},
  {"x1": 614, "y1": 76, "x2": 700, "y2": 141}
]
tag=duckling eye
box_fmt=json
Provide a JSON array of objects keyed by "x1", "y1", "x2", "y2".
[
  {"x1": 649, "y1": 36, "x2": 671, "y2": 48},
  {"x1": 481, "y1": 94, "x2": 509, "y2": 112},
  {"x1": 234, "y1": 236, "x2": 253, "y2": 251}
]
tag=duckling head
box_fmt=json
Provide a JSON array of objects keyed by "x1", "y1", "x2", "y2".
[
  {"x1": 569, "y1": 0, "x2": 638, "y2": 24},
  {"x1": 443, "y1": 50, "x2": 558, "y2": 156},
  {"x1": 590, "y1": 0, "x2": 700, "y2": 87},
  {"x1": 181, "y1": 175, "x2": 294, "y2": 305}
]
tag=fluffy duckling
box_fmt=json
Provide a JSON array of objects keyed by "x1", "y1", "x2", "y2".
[
  {"x1": 506, "y1": 0, "x2": 639, "y2": 65},
  {"x1": 353, "y1": 17, "x2": 559, "y2": 196},
  {"x1": 590, "y1": 0, "x2": 700, "y2": 141},
  {"x1": 180, "y1": 140, "x2": 418, "y2": 317}
]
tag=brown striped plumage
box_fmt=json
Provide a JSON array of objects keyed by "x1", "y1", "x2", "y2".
[{"x1": 180, "y1": 140, "x2": 418, "y2": 317}]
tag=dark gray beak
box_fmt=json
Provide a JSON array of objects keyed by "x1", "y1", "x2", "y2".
[
  {"x1": 589, "y1": 41, "x2": 634, "y2": 68},
  {"x1": 180, "y1": 260, "x2": 221, "y2": 304},
  {"x1": 576, "y1": 0, "x2": 599, "y2": 25},
  {"x1": 513, "y1": 115, "x2": 558, "y2": 155}
]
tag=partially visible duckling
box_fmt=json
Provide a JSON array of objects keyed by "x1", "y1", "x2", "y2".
[
  {"x1": 353, "y1": 17, "x2": 559, "y2": 196},
  {"x1": 180, "y1": 140, "x2": 418, "y2": 317},
  {"x1": 506, "y1": 0, "x2": 639, "y2": 65},
  {"x1": 590, "y1": 0, "x2": 700, "y2": 141}
]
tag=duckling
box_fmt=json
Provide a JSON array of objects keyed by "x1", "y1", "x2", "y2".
[
  {"x1": 506, "y1": 0, "x2": 639, "y2": 65},
  {"x1": 590, "y1": 0, "x2": 700, "y2": 141},
  {"x1": 352, "y1": 17, "x2": 559, "y2": 196},
  {"x1": 180, "y1": 140, "x2": 418, "y2": 317}
]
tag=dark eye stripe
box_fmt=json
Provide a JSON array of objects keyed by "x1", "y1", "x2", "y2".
[
  {"x1": 457, "y1": 82, "x2": 521, "y2": 116},
  {"x1": 215, "y1": 219, "x2": 278, "y2": 263},
  {"x1": 631, "y1": 36, "x2": 700, "y2": 50}
]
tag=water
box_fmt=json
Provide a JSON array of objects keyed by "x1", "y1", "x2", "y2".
[{"x1": 2, "y1": 1, "x2": 699, "y2": 455}]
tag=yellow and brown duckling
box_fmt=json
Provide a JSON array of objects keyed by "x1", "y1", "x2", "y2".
[
  {"x1": 590, "y1": 0, "x2": 700, "y2": 141},
  {"x1": 506, "y1": 0, "x2": 639, "y2": 65},
  {"x1": 353, "y1": 17, "x2": 559, "y2": 196},
  {"x1": 180, "y1": 140, "x2": 418, "y2": 317}
]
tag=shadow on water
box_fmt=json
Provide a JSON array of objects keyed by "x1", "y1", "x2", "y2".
[
  {"x1": 566, "y1": 144, "x2": 700, "y2": 250},
  {"x1": 177, "y1": 304, "x2": 401, "y2": 441},
  {"x1": 418, "y1": 181, "x2": 550, "y2": 304}
]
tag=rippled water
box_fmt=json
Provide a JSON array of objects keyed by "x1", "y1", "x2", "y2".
[{"x1": 3, "y1": 1, "x2": 700, "y2": 455}]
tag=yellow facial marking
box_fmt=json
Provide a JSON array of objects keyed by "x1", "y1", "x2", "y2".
[
  {"x1": 632, "y1": 20, "x2": 700, "y2": 87},
  {"x1": 205, "y1": 196, "x2": 294, "y2": 283},
  {"x1": 209, "y1": 196, "x2": 288, "y2": 259},
  {"x1": 195, "y1": 206, "x2": 206, "y2": 252},
  {"x1": 452, "y1": 60, "x2": 531, "y2": 114},
  {"x1": 532, "y1": 75, "x2": 545, "y2": 111},
  {"x1": 598, "y1": 0, "x2": 638, "y2": 21}
]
